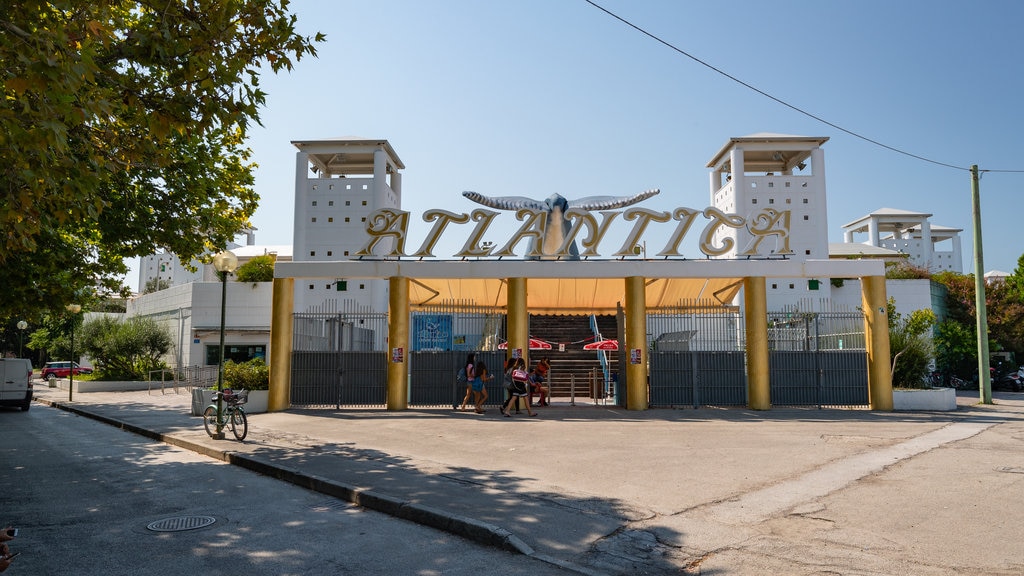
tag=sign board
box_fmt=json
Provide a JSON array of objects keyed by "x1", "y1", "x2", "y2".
[{"x1": 412, "y1": 314, "x2": 453, "y2": 351}]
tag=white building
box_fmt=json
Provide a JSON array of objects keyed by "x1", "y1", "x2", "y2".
[
  {"x1": 841, "y1": 207, "x2": 963, "y2": 273},
  {"x1": 128, "y1": 239, "x2": 291, "y2": 370},
  {"x1": 706, "y1": 133, "x2": 832, "y2": 311},
  {"x1": 291, "y1": 137, "x2": 404, "y2": 313}
]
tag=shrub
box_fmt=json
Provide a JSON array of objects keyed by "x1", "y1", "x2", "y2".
[
  {"x1": 222, "y1": 357, "x2": 269, "y2": 390},
  {"x1": 235, "y1": 254, "x2": 276, "y2": 283},
  {"x1": 79, "y1": 316, "x2": 172, "y2": 380}
]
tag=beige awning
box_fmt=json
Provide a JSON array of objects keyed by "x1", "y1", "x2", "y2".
[{"x1": 408, "y1": 277, "x2": 744, "y2": 313}]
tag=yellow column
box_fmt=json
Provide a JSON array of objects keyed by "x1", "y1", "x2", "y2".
[
  {"x1": 268, "y1": 278, "x2": 294, "y2": 412},
  {"x1": 507, "y1": 278, "x2": 528, "y2": 410},
  {"x1": 862, "y1": 275, "x2": 893, "y2": 411},
  {"x1": 744, "y1": 277, "x2": 771, "y2": 410},
  {"x1": 387, "y1": 276, "x2": 410, "y2": 411},
  {"x1": 624, "y1": 276, "x2": 647, "y2": 410}
]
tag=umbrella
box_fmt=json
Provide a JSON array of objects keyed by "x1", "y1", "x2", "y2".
[
  {"x1": 498, "y1": 338, "x2": 552, "y2": 350},
  {"x1": 583, "y1": 339, "x2": 619, "y2": 351}
]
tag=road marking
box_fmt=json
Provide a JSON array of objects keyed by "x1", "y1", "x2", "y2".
[{"x1": 706, "y1": 421, "x2": 993, "y2": 525}]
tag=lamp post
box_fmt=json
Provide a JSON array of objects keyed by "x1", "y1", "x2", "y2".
[
  {"x1": 17, "y1": 320, "x2": 27, "y2": 358},
  {"x1": 212, "y1": 250, "x2": 238, "y2": 438},
  {"x1": 65, "y1": 304, "x2": 81, "y2": 402}
]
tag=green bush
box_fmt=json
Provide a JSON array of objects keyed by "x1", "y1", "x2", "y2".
[
  {"x1": 235, "y1": 254, "x2": 276, "y2": 283},
  {"x1": 887, "y1": 298, "x2": 936, "y2": 388},
  {"x1": 79, "y1": 316, "x2": 172, "y2": 380},
  {"x1": 222, "y1": 357, "x2": 269, "y2": 390}
]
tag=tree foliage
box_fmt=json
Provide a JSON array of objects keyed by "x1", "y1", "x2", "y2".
[
  {"x1": 79, "y1": 315, "x2": 172, "y2": 380},
  {"x1": 223, "y1": 357, "x2": 269, "y2": 390},
  {"x1": 887, "y1": 298, "x2": 936, "y2": 388},
  {"x1": 235, "y1": 254, "x2": 276, "y2": 283},
  {"x1": 0, "y1": 1, "x2": 323, "y2": 321}
]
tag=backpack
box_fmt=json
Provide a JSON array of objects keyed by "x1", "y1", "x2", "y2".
[{"x1": 456, "y1": 367, "x2": 468, "y2": 384}]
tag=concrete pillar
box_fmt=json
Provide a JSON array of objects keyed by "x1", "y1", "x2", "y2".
[
  {"x1": 861, "y1": 276, "x2": 893, "y2": 411},
  {"x1": 868, "y1": 217, "x2": 879, "y2": 246},
  {"x1": 373, "y1": 148, "x2": 388, "y2": 206},
  {"x1": 392, "y1": 171, "x2": 402, "y2": 204},
  {"x1": 952, "y1": 235, "x2": 963, "y2": 272},
  {"x1": 387, "y1": 276, "x2": 409, "y2": 411},
  {"x1": 744, "y1": 277, "x2": 771, "y2": 410},
  {"x1": 507, "y1": 278, "x2": 528, "y2": 411},
  {"x1": 920, "y1": 219, "x2": 933, "y2": 270},
  {"x1": 625, "y1": 276, "x2": 647, "y2": 410},
  {"x1": 730, "y1": 147, "x2": 745, "y2": 207},
  {"x1": 268, "y1": 278, "x2": 294, "y2": 412},
  {"x1": 507, "y1": 278, "x2": 529, "y2": 365}
]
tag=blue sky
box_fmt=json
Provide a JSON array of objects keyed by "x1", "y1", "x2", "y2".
[{"x1": 128, "y1": 0, "x2": 1024, "y2": 289}]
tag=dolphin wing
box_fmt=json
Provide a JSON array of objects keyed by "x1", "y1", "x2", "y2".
[
  {"x1": 462, "y1": 191, "x2": 546, "y2": 211},
  {"x1": 567, "y1": 188, "x2": 660, "y2": 210}
]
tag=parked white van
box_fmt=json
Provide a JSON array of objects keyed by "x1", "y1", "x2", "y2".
[{"x1": 0, "y1": 358, "x2": 33, "y2": 411}]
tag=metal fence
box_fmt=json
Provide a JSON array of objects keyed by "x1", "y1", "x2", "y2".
[{"x1": 289, "y1": 299, "x2": 869, "y2": 409}]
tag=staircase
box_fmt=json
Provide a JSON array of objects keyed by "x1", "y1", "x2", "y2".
[{"x1": 527, "y1": 314, "x2": 619, "y2": 401}]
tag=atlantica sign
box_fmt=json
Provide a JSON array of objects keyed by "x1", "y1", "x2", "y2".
[{"x1": 357, "y1": 202, "x2": 794, "y2": 260}]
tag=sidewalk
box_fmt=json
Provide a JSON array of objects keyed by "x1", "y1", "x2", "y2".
[{"x1": 32, "y1": 383, "x2": 1024, "y2": 575}]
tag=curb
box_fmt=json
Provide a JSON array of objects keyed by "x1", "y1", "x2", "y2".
[{"x1": 35, "y1": 397, "x2": 541, "y2": 559}]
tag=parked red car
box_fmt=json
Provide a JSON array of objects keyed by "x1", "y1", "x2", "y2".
[{"x1": 40, "y1": 361, "x2": 93, "y2": 381}]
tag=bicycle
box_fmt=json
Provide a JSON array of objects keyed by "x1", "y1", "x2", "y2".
[{"x1": 203, "y1": 389, "x2": 248, "y2": 441}]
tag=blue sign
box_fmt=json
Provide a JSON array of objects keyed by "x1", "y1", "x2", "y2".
[{"x1": 412, "y1": 315, "x2": 453, "y2": 351}]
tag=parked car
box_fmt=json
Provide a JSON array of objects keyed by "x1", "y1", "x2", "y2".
[
  {"x1": 0, "y1": 358, "x2": 33, "y2": 411},
  {"x1": 40, "y1": 361, "x2": 93, "y2": 381}
]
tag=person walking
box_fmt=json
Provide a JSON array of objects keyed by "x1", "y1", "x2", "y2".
[
  {"x1": 457, "y1": 352, "x2": 477, "y2": 411},
  {"x1": 502, "y1": 357, "x2": 536, "y2": 418},
  {"x1": 472, "y1": 360, "x2": 493, "y2": 413}
]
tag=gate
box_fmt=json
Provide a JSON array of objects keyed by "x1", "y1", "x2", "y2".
[
  {"x1": 291, "y1": 301, "x2": 506, "y2": 408},
  {"x1": 410, "y1": 350, "x2": 505, "y2": 408},
  {"x1": 648, "y1": 301, "x2": 747, "y2": 408},
  {"x1": 768, "y1": 309, "x2": 868, "y2": 407},
  {"x1": 291, "y1": 302, "x2": 388, "y2": 408},
  {"x1": 646, "y1": 303, "x2": 868, "y2": 408}
]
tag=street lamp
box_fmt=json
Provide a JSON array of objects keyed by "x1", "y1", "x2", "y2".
[
  {"x1": 17, "y1": 320, "x2": 27, "y2": 358},
  {"x1": 65, "y1": 304, "x2": 81, "y2": 402},
  {"x1": 212, "y1": 250, "x2": 238, "y2": 438}
]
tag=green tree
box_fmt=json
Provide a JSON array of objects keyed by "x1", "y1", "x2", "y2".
[
  {"x1": 25, "y1": 310, "x2": 83, "y2": 361},
  {"x1": 887, "y1": 298, "x2": 936, "y2": 388},
  {"x1": 933, "y1": 319, "x2": 976, "y2": 380},
  {"x1": 143, "y1": 278, "x2": 172, "y2": 294},
  {"x1": 79, "y1": 315, "x2": 173, "y2": 380},
  {"x1": 0, "y1": 2, "x2": 323, "y2": 321},
  {"x1": 235, "y1": 254, "x2": 276, "y2": 283}
]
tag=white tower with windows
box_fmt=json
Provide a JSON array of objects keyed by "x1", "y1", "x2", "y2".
[
  {"x1": 706, "y1": 133, "x2": 831, "y2": 309},
  {"x1": 292, "y1": 138, "x2": 404, "y2": 313}
]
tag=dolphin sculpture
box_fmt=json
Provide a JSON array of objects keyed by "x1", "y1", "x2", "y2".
[{"x1": 462, "y1": 189, "x2": 660, "y2": 259}]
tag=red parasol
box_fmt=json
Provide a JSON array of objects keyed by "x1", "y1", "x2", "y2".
[
  {"x1": 583, "y1": 339, "x2": 619, "y2": 351},
  {"x1": 498, "y1": 338, "x2": 553, "y2": 350}
]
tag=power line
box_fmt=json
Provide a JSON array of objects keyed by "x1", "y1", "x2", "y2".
[{"x1": 584, "y1": 0, "x2": 1024, "y2": 174}]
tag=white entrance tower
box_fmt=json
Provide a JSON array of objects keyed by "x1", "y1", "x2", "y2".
[
  {"x1": 292, "y1": 138, "x2": 405, "y2": 313},
  {"x1": 706, "y1": 133, "x2": 832, "y2": 310}
]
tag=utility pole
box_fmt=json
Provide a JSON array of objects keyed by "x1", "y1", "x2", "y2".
[{"x1": 971, "y1": 165, "x2": 992, "y2": 404}]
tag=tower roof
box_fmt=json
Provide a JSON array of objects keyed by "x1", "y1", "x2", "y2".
[
  {"x1": 292, "y1": 137, "x2": 405, "y2": 176},
  {"x1": 706, "y1": 133, "x2": 829, "y2": 172}
]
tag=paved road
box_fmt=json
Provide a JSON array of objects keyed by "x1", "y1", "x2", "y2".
[
  {"x1": 25, "y1": 383, "x2": 1024, "y2": 575},
  {"x1": 0, "y1": 399, "x2": 571, "y2": 575}
]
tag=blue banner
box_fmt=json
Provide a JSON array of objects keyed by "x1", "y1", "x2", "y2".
[{"x1": 412, "y1": 315, "x2": 453, "y2": 351}]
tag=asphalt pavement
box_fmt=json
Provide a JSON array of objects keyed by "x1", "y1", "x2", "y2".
[{"x1": 31, "y1": 381, "x2": 1024, "y2": 575}]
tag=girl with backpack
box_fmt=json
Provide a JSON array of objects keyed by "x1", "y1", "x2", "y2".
[{"x1": 457, "y1": 352, "x2": 477, "y2": 411}]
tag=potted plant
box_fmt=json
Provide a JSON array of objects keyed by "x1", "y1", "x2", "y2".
[{"x1": 223, "y1": 357, "x2": 270, "y2": 413}]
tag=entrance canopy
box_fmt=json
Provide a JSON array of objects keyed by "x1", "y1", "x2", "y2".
[{"x1": 277, "y1": 259, "x2": 884, "y2": 313}]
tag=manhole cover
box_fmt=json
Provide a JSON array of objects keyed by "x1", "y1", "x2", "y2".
[{"x1": 146, "y1": 516, "x2": 217, "y2": 532}]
